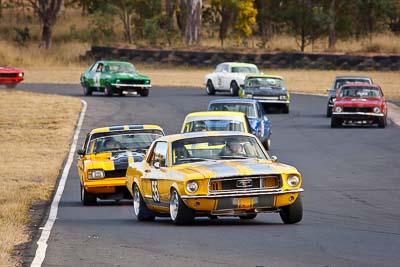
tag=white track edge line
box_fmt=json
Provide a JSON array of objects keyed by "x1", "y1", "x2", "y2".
[{"x1": 31, "y1": 99, "x2": 87, "y2": 267}]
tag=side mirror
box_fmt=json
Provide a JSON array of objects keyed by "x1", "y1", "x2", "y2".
[
  {"x1": 270, "y1": 155, "x2": 278, "y2": 162},
  {"x1": 326, "y1": 89, "x2": 331, "y2": 93},
  {"x1": 77, "y1": 149, "x2": 85, "y2": 156},
  {"x1": 153, "y1": 161, "x2": 161, "y2": 169}
]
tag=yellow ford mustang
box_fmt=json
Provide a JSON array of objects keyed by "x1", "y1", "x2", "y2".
[
  {"x1": 126, "y1": 131, "x2": 303, "y2": 225},
  {"x1": 77, "y1": 124, "x2": 164, "y2": 205}
]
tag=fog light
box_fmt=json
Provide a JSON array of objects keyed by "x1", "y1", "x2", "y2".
[
  {"x1": 186, "y1": 181, "x2": 198, "y2": 193},
  {"x1": 289, "y1": 196, "x2": 295, "y2": 202}
]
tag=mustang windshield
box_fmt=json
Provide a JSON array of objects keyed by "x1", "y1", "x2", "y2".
[
  {"x1": 339, "y1": 87, "x2": 381, "y2": 98},
  {"x1": 184, "y1": 119, "x2": 245, "y2": 133},
  {"x1": 209, "y1": 103, "x2": 256, "y2": 118},
  {"x1": 107, "y1": 63, "x2": 137, "y2": 73},
  {"x1": 89, "y1": 133, "x2": 162, "y2": 154},
  {"x1": 246, "y1": 77, "x2": 284, "y2": 88},
  {"x1": 172, "y1": 135, "x2": 267, "y2": 165}
]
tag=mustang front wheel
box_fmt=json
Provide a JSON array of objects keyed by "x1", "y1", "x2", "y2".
[
  {"x1": 133, "y1": 184, "x2": 155, "y2": 221},
  {"x1": 206, "y1": 80, "x2": 215, "y2": 95},
  {"x1": 263, "y1": 135, "x2": 271, "y2": 151},
  {"x1": 279, "y1": 196, "x2": 303, "y2": 224},
  {"x1": 169, "y1": 189, "x2": 194, "y2": 225},
  {"x1": 80, "y1": 184, "x2": 97, "y2": 206},
  {"x1": 139, "y1": 88, "x2": 149, "y2": 97}
]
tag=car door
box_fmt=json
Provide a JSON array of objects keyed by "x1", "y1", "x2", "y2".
[
  {"x1": 213, "y1": 64, "x2": 223, "y2": 90},
  {"x1": 218, "y1": 64, "x2": 230, "y2": 90},
  {"x1": 141, "y1": 141, "x2": 170, "y2": 211},
  {"x1": 257, "y1": 102, "x2": 271, "y2": 138},
  {"x1": 85, "y1": 63, "x2": 98, "y2": 87}
]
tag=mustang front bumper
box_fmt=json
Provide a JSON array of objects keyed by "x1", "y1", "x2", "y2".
[
  {"x1": 84, "y1": 178, "x2": 126, "y2": 194},
  {"x1": 111, "y1": 83, "x2": 152, "y2": 88},
  {"x1": 332, "y1": 112, "x2": 384, "y2": 120}
]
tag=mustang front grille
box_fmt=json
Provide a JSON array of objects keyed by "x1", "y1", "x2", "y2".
[
  {"x1": 209, "y1": 175, "x2": 281, "y2": 194},
  {"x1": 104, "y1": 169, "x2": 127, "y2": 178},
  {"x1": 119, "y1": 79, "x2": 146, "y2": 85},
  {"x1": 0, "y1": 73, "x2": 17, "y2": 78},
  {"x1": 343, "y1": 107, "x2": 372, "y2": 113}
]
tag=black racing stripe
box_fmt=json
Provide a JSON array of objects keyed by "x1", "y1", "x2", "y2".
[
  {"x1": 128, "y1": 125, "x2": 144, "y2": 129},
  {"x1": 109, "y1": 126, "x2": 124, "y2": 131}
]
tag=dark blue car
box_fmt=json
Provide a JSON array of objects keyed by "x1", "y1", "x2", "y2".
[{"x1": 208, "y1": 99, "x2": 272, "y2": 150}]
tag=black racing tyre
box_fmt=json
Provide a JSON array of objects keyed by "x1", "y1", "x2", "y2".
[
  {"x1": 104, "y1": 84, "x2": 113, "y2": 96},
  {"x1": 331, "y1": 117, "x2": 340, "y2": 128},
  {"x1": 81, "y1": 183, "x2": 97, "y2": 206},
  {"x1": 282, "y1": 105, "x2": 289, "y2": 114},
  {"x1": 206, "y1": 80, "x2": 216, "y2": 95},
  {"x1": 378, "y1": 116, "x2": 387, "y2": 128},
  {"x1": 263, "y1": 135, "x2": 271, "y2": 151},
  {"x1": 133, "y1": 184, "x2": 155, "y2": 221},
  {"x1": 279, "y1": 196, "x2": 303, "y2": 224},
  {"x1": 326, "y1": 105, "x2": 332, "y2": 117},
  {"x1": 229, "y1": 81, "x2": 239, "y2": 96},
  {"x1": 139, "y1": 88, "x2": 149, "y2": 97},
  {"x1": 169, "y1": 188, "x2": 194, "y2": 225},
  {"x1": 209, "y1": 215, "x2": 218, "y2": 220},
  {"x1": 239, "y1": 213, "x2": 257, "y2": 220},
  {"x1": 6, "y1": 83, "x2": 17, "y2": 89},
  {"x1": 82, "y1": 82, "x2": 92, "y2": 96}
]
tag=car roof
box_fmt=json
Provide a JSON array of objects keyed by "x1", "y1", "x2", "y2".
[
  {"x1": 156, "y1": 131, "x2": 256, "y2": 143},
  {"x1": 208, "y1": 98, "x2": 258, "y2": 105},
  {"x1": 185, "y1": 111, "x2": 246, "y2": 119},
  {"x1": 340, "y1": 83, "x2": 380, "y2": 88},
  {"x1": 97, "y1": 61, "x2": 133, "y2": 65},
  {"x1": 246, "y1": 74, "x2": 283, "y2": 79},
  {"x1": 334, "y1": 75, "x2": 371, "y2": 80},
  {"x1": 219, "y1": 62, "x2": 258, "y2": 68},
  {"x1": 89, "y1": 124, "x2": 163, "y2": 135}
]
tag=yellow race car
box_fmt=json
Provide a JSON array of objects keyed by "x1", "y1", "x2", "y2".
[
  {"x1": 77, "y1": 124, "x2": 164, "y2": 205},
  {"x1": 126, "y1": 131, "x2": 303, "y2": 225}
]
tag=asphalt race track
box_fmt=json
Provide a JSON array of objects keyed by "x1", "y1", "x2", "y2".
[{"x1": 18, "y1": 84, "x2": 400, "y2": 267}]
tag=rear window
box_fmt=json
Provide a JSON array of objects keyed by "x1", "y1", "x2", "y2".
[
  {"x1": 334, "y1": 79, "x2": 371, "y2": 90},
  {"x1": 208, "y1": 103, "x2": 256, "y2": 118}
]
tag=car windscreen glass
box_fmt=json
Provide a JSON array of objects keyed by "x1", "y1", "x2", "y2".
[
  {"x1": 339, "y1": 87, "x2": 381, "y2": 98},
  {"x1": 88, "y1": 132, "x2": 163, "y2": 154},
  {"x1": 335, "y1": 79, "x2": 371, "y2": 90},
  {"x1": 108, "y1": 63, "x2": 137, "y2": 73},
  {"x1": 208, "y1": 103, "x2": 256, "y2": 118},
  {"x1": 246, "y1": 77, "x2": 284, "y2": 88},
  {"x1": 231, "y1": 66, "x2": 259, "y2": 73},
  {"x1": 184, "y1": 120, "x2": 245, "y2": 133},
  {"x1": 171, "y1": 135, "x2": 267, "y2": 165}
]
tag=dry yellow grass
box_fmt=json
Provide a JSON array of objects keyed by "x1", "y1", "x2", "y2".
[{"x1": 0, "y1": 90, "x2": 81, "y2": 266}]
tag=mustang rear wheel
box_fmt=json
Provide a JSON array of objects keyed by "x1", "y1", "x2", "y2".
[
  {"x1": 239, "y1": 213, "x2": 257, "y2": 220},
  {"x1": 81, "y1": 184, "x2": 97, "y2": 206},
  {"x1": 279, "y1": 196, "x2": 303, "y2": 224},
  {"x1": 104, "y1": 84, "x2": 113, "y2": 96},
  {"x1": 206, "y1": 80, "x2": 215, "y2": 95},
  {"x1": 133, "y1": 184, "x2": 155, "y2": 221},
  {"x1": 170, "y1": 189, "x2": 194, "y2": 225},
  {"x1": 229, "y1": 81, "x2": 239, "y2": 96}
]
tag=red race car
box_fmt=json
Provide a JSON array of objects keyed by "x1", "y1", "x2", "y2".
[
  {"x1": 0, "y1": 67, "x2": 24, "y2": 88},
  {"x1": 331, "y1": 84, "x2": 387, "y2": 128}
]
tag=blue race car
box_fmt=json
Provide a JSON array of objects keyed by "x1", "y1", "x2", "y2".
[{"x1": 208, "y1": 99, "x2": 272, "y2": 150}]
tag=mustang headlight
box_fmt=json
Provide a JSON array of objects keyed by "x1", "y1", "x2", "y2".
[
  {"x1": 145, "y1": 80, "x2": 150, "y2": 84},
  {"x1": 373, "y1": 107, "x2": 381, "y2": 113},
  {"x1": 279, "y1": 95, "x2": 287, "y2": 100},
  {"x1": 287, "y1": 175, "x2": 300, "y2": 187},
  {"x1": 186, "y1": 181, "x2": 199, "y2": 193},
  {"x1": 88, "y1": 169, "x2": 105, "y2": 180},
  {"x1": 335, "y1": 106, "x2": 342, "y2": 113},
  {"x1": 246, "y1": 94, "x2": 253, "y2": 99},
  {"x1": 18, "y1": 72, "x2": 24, "y2": 77}
]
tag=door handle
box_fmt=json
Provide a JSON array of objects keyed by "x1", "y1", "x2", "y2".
[{"x1": 144, "y1": 169, "x2": 151, "y2": 173}]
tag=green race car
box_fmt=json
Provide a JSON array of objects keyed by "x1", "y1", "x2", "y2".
[{"x1": 80, "y1": 61, "x2": 151, "y2": 97}]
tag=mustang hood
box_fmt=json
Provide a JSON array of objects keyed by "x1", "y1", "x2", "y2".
[
  {"x1": 172, "y1": 159, "x2": 296, "y2": 180},
  {"x1": 245, "y1": 87, "x2": 287, "y2": 96},
  {"x1": 112, "y1": 72, "x2": 149, "y2": 80},
  {"x1": 87, "y1": 151, "x2": 145, "y2": 171},
  {"x1": 336, "y1": 98, "x2": 382, "y2": 107}
]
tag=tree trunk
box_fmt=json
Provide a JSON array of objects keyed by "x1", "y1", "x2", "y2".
[
  {"x1": 328, "y1": 0, "x2": 336, "y2": 49},
  {"x1": 184, "y1": 0, "x2": 202, "y2": 45},
  {"x1": 41, "y1": 22, "x2": 53, "y2": 49}
]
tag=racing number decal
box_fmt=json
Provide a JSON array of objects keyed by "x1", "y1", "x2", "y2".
[{"x1": 151, "y1": 180, "x2": 160, "y2": 203}]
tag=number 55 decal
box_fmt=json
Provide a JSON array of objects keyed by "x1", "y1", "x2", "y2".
[{"x1": 151, "y1": 180, "x2": 160, "y2": 203}]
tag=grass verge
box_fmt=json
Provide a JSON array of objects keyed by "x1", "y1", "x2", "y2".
[{"x1": 0, "y1": 90, "x2": 81, "y2": 266}]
